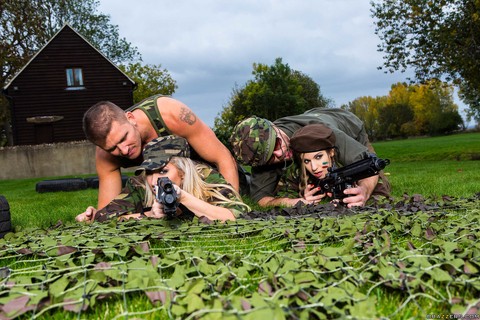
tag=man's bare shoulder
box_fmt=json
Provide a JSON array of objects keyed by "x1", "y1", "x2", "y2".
[
  {"x1": 156, "y1": 96, "x2": 185, "y2": 110},
  {"x1": 95, "y1": 147, "x2": 122, "y2": 171},
  {"x1": 155, "y1": 97, "x2": 200, "y2": 134}
]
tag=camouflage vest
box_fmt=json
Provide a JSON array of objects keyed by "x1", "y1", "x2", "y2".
[
  {"x1": 126, "y1": 94, "x2": 172, "y2": 137},
  {"x1": 123, "y1": 95, "x2": 203, "y2": 165}
]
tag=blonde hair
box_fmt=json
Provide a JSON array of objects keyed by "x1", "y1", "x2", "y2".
[
  {"x1": 296, "y1": 150, "x2": 336, "y2": 197},
  {"x1": 297, "y1": 153, "x2": 310, "y2": 197},
  {"x1": 141, "y1": 157, "x2": 250, "y2": 211}
]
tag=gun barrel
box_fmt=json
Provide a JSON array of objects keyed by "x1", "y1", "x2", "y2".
[
  {"x1": 156, "y1": 177, "x2": 179, "y2": 217},
  {"x1": 315, "y1": 155, "x2": 390, "y2": 199},
  {"x1": 332, "y1": 156, "x2": 389, "y2": 183}
]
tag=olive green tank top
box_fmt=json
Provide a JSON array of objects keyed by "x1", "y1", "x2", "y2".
[
  {"x1": 125, "y1": 94, "x2": 172, "y2": 137},
  {"x1": 120, "y1": 95, "x2": 202, "y2": 168}
]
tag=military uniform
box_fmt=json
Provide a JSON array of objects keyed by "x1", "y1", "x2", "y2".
[
  {"x1": 111, "y1": 95, "x2": 172, "y2": 169},
  {"x1": 93, "y1": 167, "x2": 246, "y2": 222},
  {"x1": 94, "y1": 136, "x2": 246, "y2": 222},
  {"x1": 116, "y1": 94, "x2": 204, "y2": 169},
  {"x1": 246, "y1": 108, "x2": 390, "y2": 203},
  {"x1": 126, "y1": 94, "x2": 172, "y2": 137}
]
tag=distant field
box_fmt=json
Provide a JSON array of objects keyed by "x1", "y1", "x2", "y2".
[
  {"x1": 372, "y1": 132, "x2": 479, "y2": 198},
  {"x1": 372, "y1": 131, "x2": 479, "y2": 161}
]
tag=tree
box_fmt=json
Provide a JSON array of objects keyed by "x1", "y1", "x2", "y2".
[
  {"x1": 409, "y1": 79, "x2": 463, "y2": 135},
  {"x1": 119, "y1": 63, "x2": 177, "y2": 104},
  {"x1": 213, "y1": 93, "x2": 237, "y2": 149},
  {"x1": 344, "y1": 81, "x2": 463, "y2": 140},
  {"x1": 383, "y1": 83, "x2": 415, "y2": 138},
  {"x1": 1, "y1": 0, "x2": 141, "y2": 145},
  {"x1": 291, "y1": 70, "x2": 332, "y2": 110},
  {"x1": 378, "y1": 102, "x2": 415, "y2": 139},
  {"x1": 213, "y1": 58, "x2": 331, "y2": 146},
  {"x1": 371, "y1": 0, "x2": 480, "y2": 123},
  {"x1": 1, "y1": 0, "x2": 140, "y2": 86},
  {"x1": 342, "y1": 96, "x2": 383, "y2": 139}
]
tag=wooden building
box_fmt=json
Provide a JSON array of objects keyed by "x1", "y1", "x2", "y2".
[{"x1": 2, "y1": 24, "x2": 136, "y2": 145}]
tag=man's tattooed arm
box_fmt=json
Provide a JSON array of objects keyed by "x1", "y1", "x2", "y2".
[{"x1": 179, "y1": 107, "x2": 197, "y2": 125}]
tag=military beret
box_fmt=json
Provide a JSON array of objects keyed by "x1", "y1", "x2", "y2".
[{"x1": 290, "y1": 124, "x2": 336, "y2": 153}]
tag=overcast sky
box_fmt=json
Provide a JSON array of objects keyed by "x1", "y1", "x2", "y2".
[{"x1": 98, "y1": 0, "x2": 471, "y2": 127}]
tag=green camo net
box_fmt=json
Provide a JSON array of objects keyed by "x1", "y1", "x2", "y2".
[{"x1": 0, "y1": 195, "x2": 479, "y2": 319}]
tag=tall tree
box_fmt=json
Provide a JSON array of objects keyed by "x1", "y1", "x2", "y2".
[
  {"x1": 371, "y1": 0, "x2": 480, "y2": 123},
  {"x1": 0, "y1": 0, "x2": 141, "y2": 145},
  {"x1": 119, "y1": 63, "x2": 177, "y2": 104},
  {"x1": 342, "y1": 96, "x2": 383, "y2": 139},
  {"x1": 383, "y1": 83, "x2": 416, "y2": 138},
  {"x1": 1, "y1": 0, "x2": 140, "y2": 86},
  {"x1": 409, "y1": 79, "x2": 463, "y2": 135},
  {"x1": 344, "y1": 81, "x2": 463, "y2": 140},
  {"x1": 214, "y1": 58, "x2": 331, "y2": 146}
]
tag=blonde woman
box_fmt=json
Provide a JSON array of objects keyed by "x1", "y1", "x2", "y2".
[{"x1": 76, "y1": 136, "x2": 248, "y2": 223}]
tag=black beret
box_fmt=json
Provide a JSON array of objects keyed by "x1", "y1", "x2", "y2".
[{"x1": 290, "y1": 124, "x2": 336, "y2": 153}]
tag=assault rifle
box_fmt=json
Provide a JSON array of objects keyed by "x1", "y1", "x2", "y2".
[
  {"x1": 155, "y1": 177, "x2": 179, "y2": 217},
  {"x1": 314, "y1": 154, "x2": 390, "y2": 200}
]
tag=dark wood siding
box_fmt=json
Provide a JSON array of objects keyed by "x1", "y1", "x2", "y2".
[{"x1": 5, "y1": 26, "x2": 135, "y2": 145}]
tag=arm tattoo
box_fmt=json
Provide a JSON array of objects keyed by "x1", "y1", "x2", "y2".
[{"x1": 179, "y1": 107, "x2": 197, "y2": 125}]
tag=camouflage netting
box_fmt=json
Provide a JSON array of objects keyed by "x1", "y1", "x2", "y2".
[{"x1": 0, "y1": 194, "x2": 479, "y2": 319}]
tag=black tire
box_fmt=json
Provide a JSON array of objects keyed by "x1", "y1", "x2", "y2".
[
  {"x1": 84, "y1": 175, "x2": 129, "y2": 189},
  {"x1": 0, "y1": 220, "x2": 11, "y2": 233},
  {"x1": 0, "y1": 223, "x2": 12, "y2": 239},
  {"x1": 84, "y1": 176, "x2": 99, "y2": 189},
  {"x1": 0, "y1": 195, "x2": 12, "y2": 239},
  {"x1": 0, "y1": 196, "x2": 9, "y2": 217},
  {"x1": 35, "y1": 178, "x2": 88, "y2": 193}
]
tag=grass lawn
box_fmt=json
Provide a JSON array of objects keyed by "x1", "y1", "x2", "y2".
[{"x1": 0, "y1": 132, "x2": 479, "y2": 319}]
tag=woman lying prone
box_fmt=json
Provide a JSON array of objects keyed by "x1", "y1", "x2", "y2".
[{"x1": 76, "y1": 136, "x2": 249, "y2": 223}]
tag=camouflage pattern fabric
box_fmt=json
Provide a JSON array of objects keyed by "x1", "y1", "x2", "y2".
[
  {"x1": 230, "y1": 116, "x2": 277, "y2": 166},
  {"x1": 249, "y1": 108, "x2": 392, "y2": 202},
  {"x1": 202, "y1": 170, "x2": 247, "y2": 218},
  {"x1": 125, "y1": 94, "x2": 171, "y2": 137},
  {"x1": 94, "y1": 176, "x2": 147, "y2": 222},
  {"x1": 94, "y1": 165, "x2": 247, "y2": 222},
  {"x1": 135, "y1": 135, "x2": 190, "y2": 175},
  {"x1": 250, "y1": 160, "x2": 301, "y2": 203},
  {"x1": 275, "y1": 161, "x2": 302, "y2": 199}
]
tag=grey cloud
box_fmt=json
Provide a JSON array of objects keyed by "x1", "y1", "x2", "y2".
[{"x1": 99, "y1": 0, "x2": 464, "y2": 127}]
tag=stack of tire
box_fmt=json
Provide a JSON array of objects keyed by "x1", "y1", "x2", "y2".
[{"x1": 0, "y1": 195, "x2": 12, "y2": 239}]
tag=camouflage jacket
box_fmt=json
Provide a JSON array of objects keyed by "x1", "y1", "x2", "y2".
[
  {"x1": 94, "y1": 168, "x2": 246, "y2": 222},
  {"x1": 250, "y1": 108, "x2": 372, "y2": 202}
]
